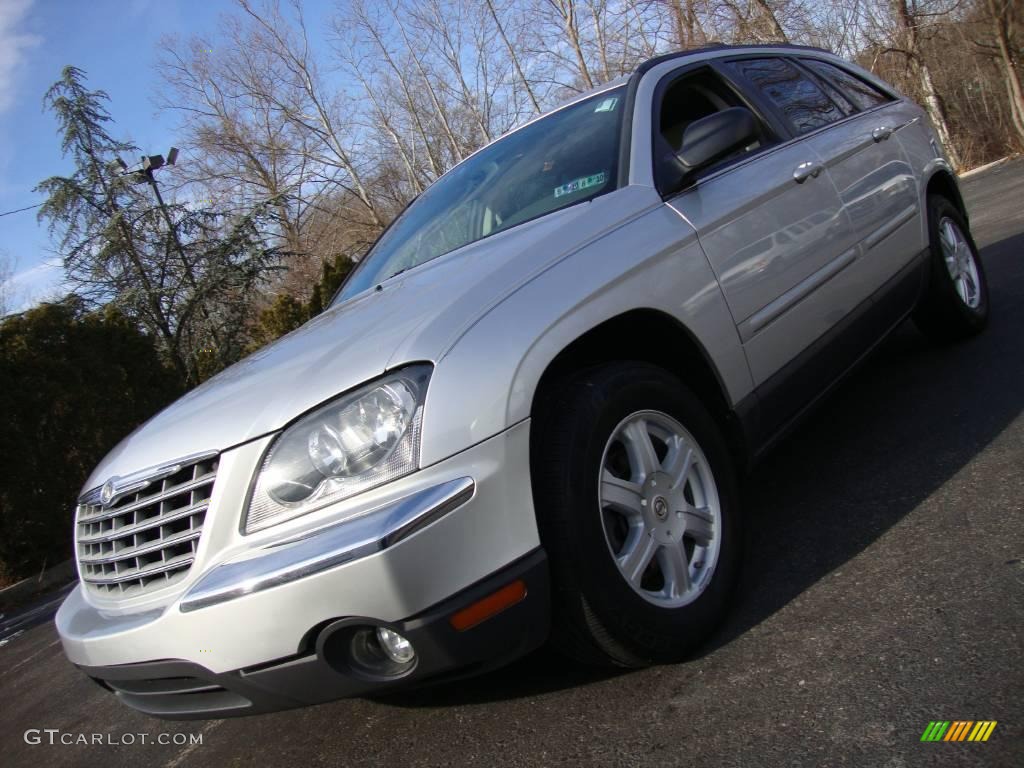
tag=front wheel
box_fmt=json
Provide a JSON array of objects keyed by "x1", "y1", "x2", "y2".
[{"x1": 531, "y1": 363, "x2": 741, "y2": 667}]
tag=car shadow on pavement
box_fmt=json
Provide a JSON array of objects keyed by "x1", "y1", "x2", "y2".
[
  {"x1": 383, "y1": 229, "x2": 1024, "y2": 709},
  {"x1": 710, "y1": 227, "x2": 1024, "y2": 656}
]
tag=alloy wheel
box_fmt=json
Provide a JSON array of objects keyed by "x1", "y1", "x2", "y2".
[
  {"x1": 939, "y1": 217, "x2": 981, "y2": 309},
  {"x1": 598, "y1": 410, "x2": 722, "y2": 608}
]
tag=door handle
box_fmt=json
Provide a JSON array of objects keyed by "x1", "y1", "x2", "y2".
[
  {"x1": 793, "y1": 161, "x2": 823, "y2": 183},
  {"x1": 872, "y1": 126, "x2": 893, "y2": 142}
]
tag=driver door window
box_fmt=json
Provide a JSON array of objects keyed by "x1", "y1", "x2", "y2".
[{"x1": 654, "y1": 68, "x2": 772, "y2": 193}]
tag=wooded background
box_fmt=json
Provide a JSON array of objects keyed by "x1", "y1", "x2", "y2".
[{"x1": 0, "y1": 0, "x2": 1020, "y2": 581}]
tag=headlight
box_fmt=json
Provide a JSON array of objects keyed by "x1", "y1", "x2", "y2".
[{"x1": 243, "y1": 364, "x2": 431, "y2": 533}]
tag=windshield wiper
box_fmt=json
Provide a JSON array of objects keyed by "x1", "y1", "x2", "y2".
[{"x1": 380, "y1": 266, "x2": 410, "y2": 284}]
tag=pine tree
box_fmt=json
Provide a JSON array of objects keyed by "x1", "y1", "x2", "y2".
[{"x1": 36, "y1": 66, "x2": 285, "y2": 384}]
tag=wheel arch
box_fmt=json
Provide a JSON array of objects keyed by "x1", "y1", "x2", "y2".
[
  {"x1": 925, "y1": 168, "x2": 969, "y2": 224},
  {"x1": 529, "y1": 308, "x2": 750, "y2": 469}
]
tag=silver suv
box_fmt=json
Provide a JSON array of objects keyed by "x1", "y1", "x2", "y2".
[{"x1": 57, "y1": 44, "x2": 988, "y2": 719}]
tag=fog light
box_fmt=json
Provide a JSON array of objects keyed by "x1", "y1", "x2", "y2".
[
  {"x1": 347, "y1": 627, "x2": 417, "y2": 678},
  {"x1": 376, "y1": 627, "x2": 415, "y2": 664}
]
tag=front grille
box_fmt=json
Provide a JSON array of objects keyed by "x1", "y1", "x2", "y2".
[{"x1": 76, "y1": 455, "x2": 219, "y2": 598}]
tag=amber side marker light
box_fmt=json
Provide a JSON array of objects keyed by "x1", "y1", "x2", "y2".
[{"x1": 450, "y1": 580, "x2": 527, "y2": 631}]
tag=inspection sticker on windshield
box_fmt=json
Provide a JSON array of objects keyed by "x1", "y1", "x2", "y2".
[
  {"x1": 594, "y1": 97, "x2": 619, "y2": 112},
  {"x1": 554, "y1": 171, "x2": 606, "y2": 198}
]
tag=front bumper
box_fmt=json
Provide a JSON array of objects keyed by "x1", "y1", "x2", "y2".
[
  {"x1": 57, "y1": 420, "x2": 545, "y2": 717},
  {"x1": 79, "y1": 550, "x2": 549, "y2": 719}
]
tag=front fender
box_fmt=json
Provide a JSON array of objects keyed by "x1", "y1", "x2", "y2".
[{"x1": 418, "y1": 203, "x2": 751, "y2": 467}]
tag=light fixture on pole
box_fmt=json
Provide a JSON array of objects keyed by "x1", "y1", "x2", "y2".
[{"x1": 113, "y1": 147, "x2": 185, "y2": 262}]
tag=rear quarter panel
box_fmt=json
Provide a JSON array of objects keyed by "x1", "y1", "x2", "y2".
[{"x1": 891, "y1": 101, "x2": 959, "y2": 241}]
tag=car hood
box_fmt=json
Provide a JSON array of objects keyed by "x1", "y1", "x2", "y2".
[{"x1": 84, "y1": 188, "x2": 658, "y2": 490}]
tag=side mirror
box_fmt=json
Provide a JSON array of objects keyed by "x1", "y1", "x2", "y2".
[{"x1": 677, "y1": 107, "x2": 759, "y2": 171}]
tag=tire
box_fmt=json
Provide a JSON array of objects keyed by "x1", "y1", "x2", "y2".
[
  {"x1": 913, "y1": 195, "x2": 989, "y2": 341},
  {"x1": 531, "y1": 362, "x2": 741, "y2": 667}
]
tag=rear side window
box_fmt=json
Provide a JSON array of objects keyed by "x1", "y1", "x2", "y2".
[
  {"x1": 725, "y1": 57, "x2": 845, "y2": 135},
  {"x1": 803, "y1": 68, "x2": 856, "y2": 116},
  {"x1": 802, "y1": 60, "x2": 892, "y2": 111}
]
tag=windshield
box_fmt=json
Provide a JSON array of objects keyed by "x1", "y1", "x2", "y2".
[{"x1": 336, "y1": 86, "x2": 627, "y2": 302}]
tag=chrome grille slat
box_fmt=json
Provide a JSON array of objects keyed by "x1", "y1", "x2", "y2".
[
  {"x1": 77, "y1": 499, "x2": 210, "y2": 545},
  {"x1": 78, "y1": 529, "x2": 203, "y2": 566},
  {"x1": 81, "y1": 554, "x2": 196, "y2": 585},
  {"x1": 77, "y1": 473, "x2": 217, "y2": 523},
  {"x1": 75, "y1": 455, "x2": 218, "y2": 598}
]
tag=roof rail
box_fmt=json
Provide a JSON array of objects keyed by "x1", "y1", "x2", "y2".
[{"x1": 632, "y1": 42, "x2": 835, "y2": 79}]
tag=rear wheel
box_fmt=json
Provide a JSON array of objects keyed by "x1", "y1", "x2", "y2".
[
  {"x1": 531, "y1": 362, "x2": 741, "y2": 667},
  {"x1": 913, "y1": 195, "x2": 989, "y2": 340}
]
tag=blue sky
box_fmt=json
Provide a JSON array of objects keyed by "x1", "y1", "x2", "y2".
[{"x1": 0, "y1": 0, "x2": 334, "y2": 312}]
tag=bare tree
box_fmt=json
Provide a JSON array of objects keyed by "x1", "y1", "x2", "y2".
[
  {"x1": 797, "y1": 0, "x2": 864, "y2": 56},
  {"x1": 344, "y1": 54, "x2": 429, "y2": 196},
  {"x1": 544, "y1": 0, "x2": 598, "y2": 89},
  {"x1": 981, "y1": 0, "x2": 1024, "y2": 146},
  {"x1": 237, "y1": 1, "x2": 386, "y2": 230},
  {"x1": 390, "y1": 2, "x2": 470, "y2": 161},
  {"x1": 856, "y1": 0, "x2": 964, "y2": 167},
  {"x1": 664, "y1": 0, "x2": 709, "y2": 48},
  {"x1": 158, "y1": 30, "x2": 312, "y2": 256},
  {"x1": 412, "y1": 0, "x2": 497, "y2": 144},
  {"x1": 484, "y1": 0, "x2": 543, "y2": 112}
]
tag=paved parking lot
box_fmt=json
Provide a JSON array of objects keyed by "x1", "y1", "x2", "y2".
[{"x1": 2, "y1": 160, "x2": 1022, "y2": 767}]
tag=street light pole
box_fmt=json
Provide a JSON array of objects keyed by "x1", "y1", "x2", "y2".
[
  {"x1": 115, "y1": 147, "x2": 224, "y2": 363},
  {"x1": 144, "y1": 166, "x2": 187, "y2": 262},
  {"x1": 129, "y1": 149, "x2": 189, "y2": 268}
]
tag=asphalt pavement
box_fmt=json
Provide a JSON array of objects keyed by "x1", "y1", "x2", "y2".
[{"x1": 2, "y1": 160, "x2": 1022, "y2": 768}]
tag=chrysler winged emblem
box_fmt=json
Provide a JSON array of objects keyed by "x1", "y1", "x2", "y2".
[{"x1": 99, "y1": 479, "x2": 117, "y2": 507}]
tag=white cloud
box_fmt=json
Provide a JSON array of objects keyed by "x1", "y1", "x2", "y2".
[
  {"x1": 2, "y1": 257, "x2": 66, "y2": 314},
  {"x1": 0, "y1": 0, "x2": 40, "y2": 114}
]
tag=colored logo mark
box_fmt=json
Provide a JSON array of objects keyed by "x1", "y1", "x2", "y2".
[{"x1": 920, "y1": 721, "x2": 997, "y2": 742}]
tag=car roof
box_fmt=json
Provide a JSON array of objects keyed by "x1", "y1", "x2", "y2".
[
  {"x1": 562, "y1": 44, "x2": 835, "y2": 106},
  {"x1": 554, "y1": 43, "x2": 837, "y2": 114},
  {"x1": 632, "y1": 42, "x2": 835, "y2": 78}
]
